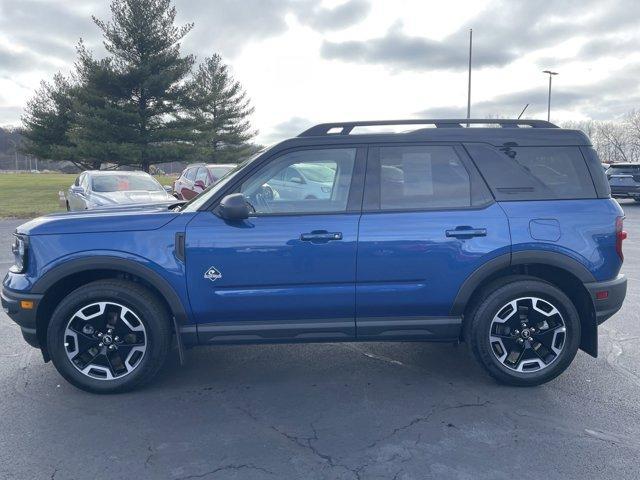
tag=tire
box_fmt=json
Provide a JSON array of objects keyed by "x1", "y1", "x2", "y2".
[
  {"x1": 466, "y1": 277, "x2": 581, "y2": 386},
  {"x1": 47, "y1": 280, "x2": 172, "y2": 393}
]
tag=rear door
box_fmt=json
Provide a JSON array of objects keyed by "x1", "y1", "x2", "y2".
[{"x1": 355, "y1": 143, "x2": 510, "y2": 340}]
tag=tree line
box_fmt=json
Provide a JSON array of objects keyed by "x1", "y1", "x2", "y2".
[
  {"x1": 21, "y1": 0, "x2": 256, "y2": 172},
  {"x1": 561, "y1": 111, "x2": 640, "y2": 164}
]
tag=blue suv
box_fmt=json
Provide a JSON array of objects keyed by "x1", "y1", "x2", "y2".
[{"x1": 2, "y1": 119, "x2": 627, "y2": 393}]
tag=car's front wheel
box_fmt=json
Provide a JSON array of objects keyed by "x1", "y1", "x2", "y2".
[
  {"x1": 467, "y1": 277, "x2": 581, "y2": 386},
  {"x1": 47, "y1": 280, "x2": 172, "y2": 393}
]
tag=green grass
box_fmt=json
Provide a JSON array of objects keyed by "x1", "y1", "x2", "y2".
[{"x1": 0, "y1": 173, "x2": 176, "y2": 218}]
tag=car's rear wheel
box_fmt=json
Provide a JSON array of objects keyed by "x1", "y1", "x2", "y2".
[
  {"x1": 467, "y1": 277, "x2": 581, "y2": 386},
  {"x1": 47, "y1": 280, "x2": 172, "y2": 393}
]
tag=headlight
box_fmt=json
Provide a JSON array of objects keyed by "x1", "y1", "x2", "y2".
[{"x1": 10, "y1": 235, "x2": 27, "y2": 273}]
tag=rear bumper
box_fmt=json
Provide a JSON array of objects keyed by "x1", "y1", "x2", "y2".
[
  {"x1": 584, "y1": 274, "x2": 627, "y2": 325},
  {"x1": 1, "y1": 286, "x2": 43, "y2": 348},
  {"x1": 611, "y1": 186, "x2": 640, "y2": 198}
]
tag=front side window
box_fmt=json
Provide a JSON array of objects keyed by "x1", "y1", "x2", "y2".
[
  {"x1": 240, "y1": 148, "x2": 356, "y2": 214},
  {"x1": 379, "y1": 146, "x2": 471, "y2": 210},
  {"x1": 195, "y1": 167, "x2": 209, "y2": 184}
]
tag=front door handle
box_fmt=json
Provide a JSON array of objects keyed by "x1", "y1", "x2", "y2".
[
  {"x1": 445, "y1": 227, "x2": 487, "y2": 238},
  {"x1": 300, "y1": 230, "x2": 343, "y2": 242}
]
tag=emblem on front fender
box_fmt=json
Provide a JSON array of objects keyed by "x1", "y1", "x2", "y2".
[{"x1": 204, "y1": 266, "x2": 222, "y2": 282}]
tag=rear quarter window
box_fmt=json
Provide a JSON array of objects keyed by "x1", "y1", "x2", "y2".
[{"x1": 465, "y1": 144, "x2": 597, "y2": 200}]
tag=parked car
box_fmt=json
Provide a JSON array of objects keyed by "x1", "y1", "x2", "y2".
[
  {"x1": 607, "y1": 163, "x2": 640, "y2": 201},
  {"x1": 2, "y1": 119, "x2": 626, "y2": 393},
  {"x1": 66, "y1": 171, "x2": 175, "y2": 211},
  {"x1": 173, "y1": 163, "x2": 235, "y2": 200},
  {"x1": 267, "y1": 162, "x2": 336, "y2": 200}
]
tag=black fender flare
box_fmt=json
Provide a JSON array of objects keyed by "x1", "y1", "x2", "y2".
[
  {"x1": 450, "y1": 250, "x2": 596, "y2": 316},
  {"x1": 32, "y1": 256, "x2": 189, "y2": 363}
]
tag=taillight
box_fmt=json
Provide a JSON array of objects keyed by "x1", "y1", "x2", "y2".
[{"x1": 616, "y1": 216, "x2": 627, "y2": 261}]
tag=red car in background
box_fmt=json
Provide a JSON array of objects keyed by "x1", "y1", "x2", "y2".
[{"x1": 173, "y1": 163, "x2": 235, "y2": 200}]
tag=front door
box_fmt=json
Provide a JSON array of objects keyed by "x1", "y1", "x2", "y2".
[
  {"x1": 186, "y1": 146, "x2": 365, "y2": 344},
  {"x1": 356, "y1": 144, "x2": 510, "y2": 340}
]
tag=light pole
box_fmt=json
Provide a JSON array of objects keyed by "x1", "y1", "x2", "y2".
[
  {"x1": 542, "y1": 70, "x2": 558, "y2": 122},
  {"x1": 466, "y1": 28, "x2": 473, "y2": 124}
]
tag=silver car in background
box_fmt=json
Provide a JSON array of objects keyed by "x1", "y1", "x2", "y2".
[{"x1": 66, "y1": 171, "x2": 174, "y2": 211}]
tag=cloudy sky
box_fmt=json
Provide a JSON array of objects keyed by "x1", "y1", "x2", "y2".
[{"x1": 0, "y1": 0, "x2": 639, "y2": 144}]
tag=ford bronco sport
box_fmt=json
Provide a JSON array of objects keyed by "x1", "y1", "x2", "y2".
[{"x1": 2, "y1": 119, "x2": 627, "y2": 393}]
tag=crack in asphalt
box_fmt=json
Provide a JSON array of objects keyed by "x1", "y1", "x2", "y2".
[
  {"x1": 174, "y1": 464, "x2": 275, "y2": 479},
  {"x1": 367, "y1": 398, "x2": 490, "y2": 449}
]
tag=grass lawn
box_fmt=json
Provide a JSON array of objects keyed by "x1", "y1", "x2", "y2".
[{"x1": 0, "y1": 173, "x2": 175, "y2": 218}]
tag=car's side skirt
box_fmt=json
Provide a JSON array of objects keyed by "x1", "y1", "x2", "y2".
[{"x1": 180, "y1": 316, "x2": 462, "y2": 346}]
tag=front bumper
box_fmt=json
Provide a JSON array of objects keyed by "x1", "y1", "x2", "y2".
[
  {"x1": 584, "y1": 274, "x2": 627, "y2": 325},
  {"x1": 1, "y1": 286, "x2": 43, "y2": 348}
]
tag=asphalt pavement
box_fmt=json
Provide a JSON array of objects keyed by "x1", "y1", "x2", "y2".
[{"x1": 0, "y1": 206, "x2": 639, "y2": 480}]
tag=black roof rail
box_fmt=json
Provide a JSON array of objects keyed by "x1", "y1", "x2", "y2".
[{"x1": 298, "y1": 119, "x2": 558, "y2": 136}]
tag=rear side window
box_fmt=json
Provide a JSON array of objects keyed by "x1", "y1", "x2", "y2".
[
  {"x1": 379, "y1": 146, "x2": 471, "y2": 209},
  {"x1": 466, "y1": 144, "x2": 597, "y2": 200}
]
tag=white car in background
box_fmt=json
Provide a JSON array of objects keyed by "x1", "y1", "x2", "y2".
[{"x1": 66, "y1": 171, "x2": 175, "y2": 211}]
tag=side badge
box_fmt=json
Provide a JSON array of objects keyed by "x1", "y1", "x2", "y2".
[{"x1": 204, "y1": 266, "x2": 222, "y2": 282}]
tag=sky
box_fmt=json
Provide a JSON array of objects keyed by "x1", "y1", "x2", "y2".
[{"x1": 0, "y1": 0, "x2": 639, "y2": 144}]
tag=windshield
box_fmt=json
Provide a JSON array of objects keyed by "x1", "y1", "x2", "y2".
[
  {"x1": 92, "y1": 174, "x2": 164, "y2": 193},
  {"x1": 609, "y1": 165, "x2": 640, "y2": 175},
  {"x1": 181, "y1": 149, "x2": 266, "y2": 212}
]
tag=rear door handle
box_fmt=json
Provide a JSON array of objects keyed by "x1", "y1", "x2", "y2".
[
  {"x1": 300, "y1": 230, "x2": 343, "y2": 242},
  {"x1": 445, "y1": 227, "x2": 487, "y2": 238}
]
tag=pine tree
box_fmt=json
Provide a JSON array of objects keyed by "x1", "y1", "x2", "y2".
[
  {"x1": 183, "y1": 54, "x2": 256, "y2": 163},
  {"x1": 21, "y1": 73, "x2": 101, "y2": 170},
  {"x1": 84, "y1": 0, "x2": 195, "y2": 171}
]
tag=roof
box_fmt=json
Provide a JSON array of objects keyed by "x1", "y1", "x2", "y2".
[
  {"x1": 84, "y1": 170, "x2": 152, "y2": 176},
  {"x1": 274, "y1": 119, "x2": 592, "y2": 148}
]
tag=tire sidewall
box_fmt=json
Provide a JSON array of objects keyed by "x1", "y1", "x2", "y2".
[
  {"x1": 47, "y1": 282, "x2": 169, "y2": 393},
  {"x1": 471, "y1": 280, "x2": 581, "y2": 386}
]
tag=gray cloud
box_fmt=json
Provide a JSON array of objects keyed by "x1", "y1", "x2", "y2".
[
  {"x1": 300, "y1": 0, "x2": 370, "y2": 31},
  {"x1": 263, "y1": 116, "x2": 313, "y2": 144},
  {"x1": 322, "y1": 0, "x2": 640, "y2": 71},
  {"x1": 178, "y1": 0, "x2": 369, "y2": 58},
  {"x1": 418, "y1": 62, "x2": 640, "y2": 120}
]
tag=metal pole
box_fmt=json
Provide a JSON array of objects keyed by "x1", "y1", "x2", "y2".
[
  {"x1": 547, "y1": 75, "x2": 552, "y2": 122},
  {"x1": 543, "y1": 70, "x2": 558, "y2": 122},
  {"x1": 466, "y1": 28, "x2": 472, "y2": 123}
]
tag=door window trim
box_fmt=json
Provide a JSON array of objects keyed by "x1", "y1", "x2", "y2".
[{"x1": 362, "y1": 142, "x2": 494, "y2": 213}]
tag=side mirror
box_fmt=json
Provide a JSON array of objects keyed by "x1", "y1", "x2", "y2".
[
  {"x1": 71, "y1": 186, "x2": 85, "y2": 195},
  {"x1": 194, "y1": 180, "x2": 206, "y2": 189},
  {"x1": 217, "y1": 193, "x2": 250, "y2": 220},
  {"x1": 163, "y1": 185, "x2": 173, "y2": 193},
  {"x1": 290, "y1": 176, "x2": 304, "y2": 184}
]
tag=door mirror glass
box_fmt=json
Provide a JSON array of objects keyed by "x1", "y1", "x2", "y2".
[
  {"x1": 71, "y1": 186, "x2": 85, "y2": 195},
  {"x1": 218, "y1": 193, "x2": 251, "y2": 220},
  {"x1": 194, "y1": 180, "x2": 206, "y2": 189}
]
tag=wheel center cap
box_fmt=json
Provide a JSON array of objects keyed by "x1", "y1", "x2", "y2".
[
  {"x1": 102, "y1": 334, "x2": 113, "y2": 345},
  {"x1": 521, "y1": 329, "x2": 531, "y2": 339}
]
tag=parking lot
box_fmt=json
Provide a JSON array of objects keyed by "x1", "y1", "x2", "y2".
[{"x1": 0, "y1": 204, "x2": 639, "y2": 480}]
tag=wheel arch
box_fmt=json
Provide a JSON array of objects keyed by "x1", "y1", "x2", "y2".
[
  {"x1": 32, "y1": 256, "x2": 188, "y2": 362},
  {"x1": 453, "y1": 251, "x2": 598, "y2": 357}
]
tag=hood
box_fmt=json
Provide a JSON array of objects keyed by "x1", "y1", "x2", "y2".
[
  {"x1": 17, "y1": 203, "x2": 184, "y2": 236},
  {"x1": 88, "y1": 189, "x2": 172, "y2": 205}
]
